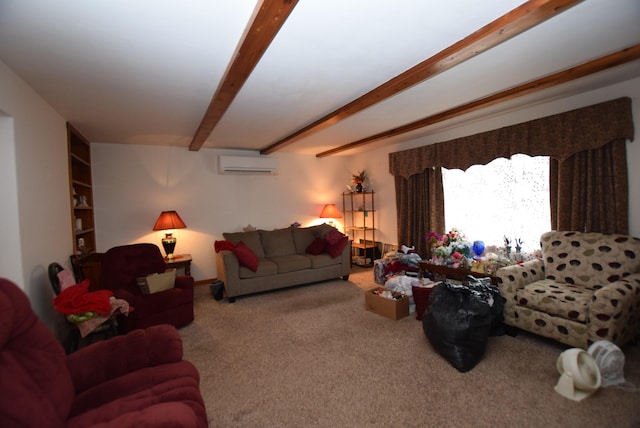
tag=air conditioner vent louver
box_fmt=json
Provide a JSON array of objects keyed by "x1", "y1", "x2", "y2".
[{"x1": 218, "y1": 155, "x2": 278, "y2": 175}]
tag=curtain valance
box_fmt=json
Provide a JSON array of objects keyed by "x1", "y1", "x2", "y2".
[{"x1": 389, "y1": 97, "x2": 634, "y2": 178}]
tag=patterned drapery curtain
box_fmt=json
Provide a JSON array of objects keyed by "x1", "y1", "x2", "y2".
[
  {"x1": 550, "y1": 139, "x2": 629, "y2": 235},
  {"x1": 389, "y1": 97, "x2": 633, "y2": 176},
  {"x1": 394, "y1": 167, "x2": 445, "y2": 259},
  {"x1": 390, "y1": 97, "x2": 634, "y2": 249}
]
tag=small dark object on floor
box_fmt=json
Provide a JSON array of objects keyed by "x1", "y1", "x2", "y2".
[{"x1": 210, "y1": 281, "x2": 224, "y2": 301}]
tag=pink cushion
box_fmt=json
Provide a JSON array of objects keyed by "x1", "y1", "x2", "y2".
[
  {"x1": 306, "y1": 237, "x2": 328, "y2": 255},
  {"x1": 232, "y1": 241, "x2": 259, "y2": 272},
  {"x1": 57, "y1": 268, "x2": 76, "y2": 291},
  {"x1": 326, "y1": 235, "x2": 349, "y2": 258}
]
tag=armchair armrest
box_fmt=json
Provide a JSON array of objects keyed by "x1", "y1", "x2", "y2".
[
  {"x1": 90, "y1": 402, "x2": 199, "y2": 428},
  {"x1": 111, "y1": 288, "x2": 136, "y2": 303},
  {"x1": 66, "y1": 324, "x2": 183, "y2": 393},
  {"x1": 496, "y1": 259, "x2": 545, "y2": 310},
  {"x1": 589, "y1": 272, "x2": 640, "y2": 344},
  {"x1": 175, "y1": 275, "x2": 195, "y2": 289}
]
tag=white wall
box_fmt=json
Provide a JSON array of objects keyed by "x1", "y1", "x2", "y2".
[
  {"x1": 352, "y1": 77, "x2": 640, "y2": 248},
  {"x1": 92, "y1": 144, "x2": 351, "y2": 281},
  {"x1": 0, "y1": 114, "x2": 22, "y2": 284},
  {"x1": 92, "y1": 77, "x2": 640, "y2": 281},
  {"x1": 0, "y1": 60, "x2": 72, "y2": 334}
]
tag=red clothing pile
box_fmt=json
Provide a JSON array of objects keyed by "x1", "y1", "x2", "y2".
[{"x1": 53, "y1": 279, "x2": 113, "y2": 315}]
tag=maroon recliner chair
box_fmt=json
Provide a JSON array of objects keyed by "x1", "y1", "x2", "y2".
[
  {"x1": 0, "y1": 278, "x2": 207, "y2": 427},
  {"x1": 99, "y1": 243, "x2": 194, "y2": 333}
]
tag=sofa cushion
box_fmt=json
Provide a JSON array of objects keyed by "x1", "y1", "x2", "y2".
[
  {"x1": 232, "y1": 241, "x2": 259, "y2": 272},
  {"x1": 100, "y1": 243, "x2": 168, "y2": 296},
  {"x1": 260, "y1": 228, "x2": 296, "y2": 258},
  {"x1": 269, "y1": 254, "x2": 312, "y2": 274},
  {"x1": 292, "y1": 226, "x2": 318, "y2": 254},
  {"x1": 324, "y1": 229, "x2": 345, "y2": 245},
  {"x1": 308, "y1": 253, "x2": 343, "y2": 268},
  {"x1": 239, "y1": 258, "x2": 278, "y2": 279},
  {"x1": 306, "y1": 237, "x2": 328, "y2": 255},
  {"x1": 541, "y1": 231, "x2": 640, "y2": 288},
  {"x1": 515, "y1": 279, "x2": 595, "y2": 322},
  {"x1": 223, "y1": 230, "x2": 265, "y2": 259},
  {"x1": 327, "y1": 235, "x2": 349, "y2": 258}
]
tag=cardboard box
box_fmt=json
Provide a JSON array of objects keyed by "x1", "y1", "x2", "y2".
[{"x1": 365, "y1": 286, "x2": 410, "y2": 320}]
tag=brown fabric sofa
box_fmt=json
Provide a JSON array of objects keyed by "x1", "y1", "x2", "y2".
[
  {"x1": 496, "y1": 230, "x2": 640, "y2": 348},
  {"x1": 216, "y1": 224, "x2": 351, "y2": 301}
]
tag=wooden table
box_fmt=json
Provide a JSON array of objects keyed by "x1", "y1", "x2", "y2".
[
  {"x1": 165, "y1": 254, "x2": 192, "y2": 276},
  {"x1": 418, "y1": 261, "x2": 497, "y2": 285}
]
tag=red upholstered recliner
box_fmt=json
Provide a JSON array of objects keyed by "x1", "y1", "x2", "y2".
[
  {"x1": 0, "y1": 278, "x2": 207, "y2": 427},
  {"x1": 99, "y1": 243, "x2": 194, "y2": 333}
]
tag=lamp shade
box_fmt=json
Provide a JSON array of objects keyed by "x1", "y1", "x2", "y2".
[
  {"x1": 319, "y1": 204, "x2": 341, "y2": 219},
  {"x1": 152, "y1": 211, "x2": 187, "y2": 231},
  {"x1": 152, "y1": 211, "x2": 186, "y2": 259}
]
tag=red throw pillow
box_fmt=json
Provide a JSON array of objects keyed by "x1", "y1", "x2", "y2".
[
  {"x1": 324, "y1": 229, "x2": 346, "y2": 245},
  {"x1": 214, "y1": 240, "x2": 236, "y2": 253},
  {"x1": 326, "y1": 235, "x2": 348, "y2": 258},
  {"x1": 306, "y1": 237, "x2": 328, "y2": 255},
  {"x1": 232, "y1": 241, "x2": 259, "y2": 272}
]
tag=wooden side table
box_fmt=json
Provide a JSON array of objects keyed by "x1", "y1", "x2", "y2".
[
  {"x1": 418, "y1": 261, "x2": 497, "y2": 285},
  {"x1": 165, "y1": 254, "x2": 192, "y2": 276}
]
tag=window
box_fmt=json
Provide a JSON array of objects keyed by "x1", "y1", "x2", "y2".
[{"x1": 442, "y1": 154, "x2": 550, "y2": 253}]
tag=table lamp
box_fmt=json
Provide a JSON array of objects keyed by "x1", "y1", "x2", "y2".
[
  {"x1": 319, "y1": 203, "x2": 341, "y2": 226},
  {"x1": 152, "y1": 210, "x2": 187, "y2": 259}
]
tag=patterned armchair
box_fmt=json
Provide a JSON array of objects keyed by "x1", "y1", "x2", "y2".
[{"x1": 496, "y1": 231, "x2": 640, "y2": 348}]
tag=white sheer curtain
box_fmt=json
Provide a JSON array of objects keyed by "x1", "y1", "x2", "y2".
[{"x1": 442, "y1": 154, "x2": 550, "y2": 253}]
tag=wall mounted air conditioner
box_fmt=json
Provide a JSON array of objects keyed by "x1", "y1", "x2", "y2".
[{"x1": 218, "y1": 155, "x2": 279, "y2": 175}]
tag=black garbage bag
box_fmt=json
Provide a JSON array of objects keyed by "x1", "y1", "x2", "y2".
[
  {"x1": 463, "y1": 276, "x2": 506, "y2": 337},
  {"x1": 423, "y1": 278, "x2": 505, "y2": 373}
]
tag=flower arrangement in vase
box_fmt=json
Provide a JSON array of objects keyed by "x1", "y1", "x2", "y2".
[
  {"x1": 427, "y1": 228, "x2": 472, "y2": 268},
  {"x1": 351, "y1": 170, "x2": 367, "y2": 192}
]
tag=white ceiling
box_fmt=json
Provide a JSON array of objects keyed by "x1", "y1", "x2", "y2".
[{"x1": 1, "y1": 0, "x2": 639, "y2": 156}]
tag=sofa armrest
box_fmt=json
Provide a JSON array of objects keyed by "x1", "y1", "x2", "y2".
[
  {"x1": 340, "y1": 240, "x2": 352, "y2": 275},
  {"x1": 216, "y1": 249, "x2": 238, "y2": 287},
  {"x1": 66, "y1": 325, "x2": 183, "y2": 393},
  {"x1": 589, "y1": 272, "x2": 640, "y2": 344},
  {"x1": 496, "y1": 259, "x2": 545, "y2": 309}
]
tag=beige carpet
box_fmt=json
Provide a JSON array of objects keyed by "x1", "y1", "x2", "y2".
[{"x1": 178, "y1": 267, "x2": 640, "y2": 427}]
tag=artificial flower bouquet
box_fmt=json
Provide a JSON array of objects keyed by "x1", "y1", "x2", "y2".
[{"x1": 427, "y1": 228, "x2": 472, "y2": 268}]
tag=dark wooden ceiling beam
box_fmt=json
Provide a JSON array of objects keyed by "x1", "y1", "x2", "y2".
[
  {"x1": 189, "y1": 0, "x2": 298, "y2": 151},
  {"x1": 260, "y1": 0, "x2": 583, "y2": 155},
  {"x1": 315, "y1": 44, "x2": 640, "y2": 158}
]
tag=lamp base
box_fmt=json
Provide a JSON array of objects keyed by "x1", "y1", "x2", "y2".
[{"x1": 162, "y1": 233, "x2": 177, "y2": 259}]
